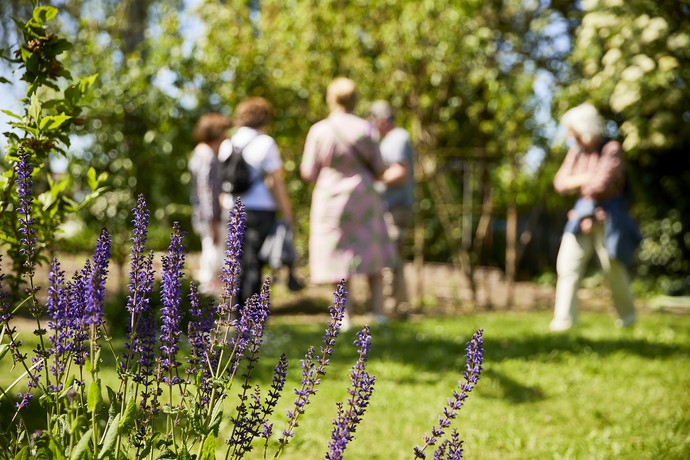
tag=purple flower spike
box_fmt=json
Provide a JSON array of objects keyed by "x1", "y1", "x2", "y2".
[
  {"x1": 46, "y1": 258, "x2": 68, "y2": 391},
  {"x1": 126, "y1": 195, "x2": 155, "y2": 317},
  {"x1": 433, "y1": 430, "x2": 463, "y2": 460},
  {"x1": 85, "y1": 228, "x2": 111, "y2": 330},
  {"x1": 159, "y1": 222, "x2": 186, "y2": 386},
  {"x1": 414, "y1": 329, "x2": 484, "y2": 459},
  {"x1": 220, "y1": 199, "x2": 246, "y2": 303},
  {"x1": 277, "y1": 281, "x2": 348, "y2": 454},
  {"x1": 327, "y1": 325, "x2": 375, "y2": 460},
  {"x1": 15, "y1": 147, "x2": 36, "y2": 273}
]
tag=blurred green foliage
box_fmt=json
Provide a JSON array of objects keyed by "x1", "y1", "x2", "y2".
[{"x1": 1, "y1": 0, "x2": 688, "y2": 295}]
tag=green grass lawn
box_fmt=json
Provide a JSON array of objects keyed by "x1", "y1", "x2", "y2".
[
  {"x1": 2, "y1": 309, "x2": 689, "y2": 459},
  {"x1": 253, "y1": 310, "x2": 690, "y2": 460}
]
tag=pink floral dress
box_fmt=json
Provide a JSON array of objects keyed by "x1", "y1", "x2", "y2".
[{"x1": 301, "y1": 112, "x2": 397, "y2": 284}]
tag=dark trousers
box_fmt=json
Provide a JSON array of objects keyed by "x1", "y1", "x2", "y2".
[{"x1": 238, "y1": 209, "x2": 276, "y2": 309}]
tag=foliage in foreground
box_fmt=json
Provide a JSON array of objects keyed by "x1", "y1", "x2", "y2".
[{"x1": 0, "y1": 146, "x2": 484, "y2": 459}]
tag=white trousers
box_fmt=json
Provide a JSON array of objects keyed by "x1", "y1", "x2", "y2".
[
  {"x1": 197, "y1": 222, "x2": 225, "y2": 290},
  {"x1": 550, "y1": 224, "x2": 636, "y2": 330}
]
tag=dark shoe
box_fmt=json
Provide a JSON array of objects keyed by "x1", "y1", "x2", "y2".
[{"x1": 287, "y1": 271, "x2": 305, "y2": 292}]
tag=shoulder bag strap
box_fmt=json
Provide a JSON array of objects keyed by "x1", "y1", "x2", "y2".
[{"x1": 327, "y1": 119, "x2": 374, "y2": 174}]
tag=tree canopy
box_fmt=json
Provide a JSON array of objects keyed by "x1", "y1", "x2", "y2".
[{"x1": 2, "y1": 0, "x2": 688, "y2": 294}]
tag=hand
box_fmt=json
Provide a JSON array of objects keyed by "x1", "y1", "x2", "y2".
[
  {"x1": 594, "y1": 207, "x2": 607, "y2": 222},
  {"x1": 579, "y1": 217, "x2": 593, "y2": 234}
]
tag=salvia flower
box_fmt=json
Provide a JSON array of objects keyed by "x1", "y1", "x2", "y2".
[
  {"x1": 158, "y1": 221, "x2": 186, "y2": 386},
  {"x1": 186, "y1": 283, "x2": 216, "y2": 405},
  {"x1": 220, "y1": 199, "x2": 246, "y2": 303},
  {"x1": 278, "y1": 280, "x2": 347, "y2": 452},
  {"x1": 433, "y1": 430, "x2": 463, "y2": 460},
  {"x1": 84, "y1": 228, "x2": 111, "y2": 330},
  {"x1": 414, "y1": 328, "x2": 484, "y2": 459},
  {"x1": 65, "y1": 266, "x2": 90, "y2": 367},
  {"x1": 46, "y1": 258, "x2": 68, "y2": 392},
  {"x1": 126, "y1": 195, "x2": 155, "y2": 317},
  {"x1": 229, "y1": 278, "x2": 271, "y2": 377},
  {"x1": 327, "y1": 325, "x2": 375, "y2": 460},
  {"x1": 121, "y1": 196, "x2": 157, "y2": 393},
  {"x1": 15, "y1": 146, "x2": 36, "y2": 272}
]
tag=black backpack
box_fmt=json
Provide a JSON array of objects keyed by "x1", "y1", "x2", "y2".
[{"x1": 219, "y1": 137, "x2": 258, "y2": 195}]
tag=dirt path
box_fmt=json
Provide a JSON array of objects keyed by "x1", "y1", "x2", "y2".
[{"x1": 9, "y1": 251, "x2": 642, "y2": 319}]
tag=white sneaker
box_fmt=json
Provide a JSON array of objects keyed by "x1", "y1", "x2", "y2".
[
  {"x1": 549, "y1": 319, "x2": 573, "y2": 332},
  {"x1": 614, "y1": 314, "x2": 636, "y2": 328}
]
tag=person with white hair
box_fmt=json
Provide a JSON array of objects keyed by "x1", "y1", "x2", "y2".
[
  {"x1": 368, "y1": 100, "x2": 415, "y2": 318},
  {"x1": 550, "y1": 102, "x2": 642, "y2": 331}
]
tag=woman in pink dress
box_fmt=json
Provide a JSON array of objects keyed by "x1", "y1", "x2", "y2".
[{"x1": 301, "y1": 77, "x2": 397, "y2": 328}]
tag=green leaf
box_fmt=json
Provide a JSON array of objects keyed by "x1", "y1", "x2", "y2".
[
  {"x1": 155, "y1": 449, "x2": 177, "y2": 460},
  {"x1": 0, "y1": 109, "x2": 22, "y2": 120},
  {"x1": 80, "y1": 73, "x2": 99, "y2": 93},
  {"x1": 118, "y1": 397, "x2": 137, "y2": 434},
  {"x1": 70, "y1": 415, "x2": 87, "y2": 434},
  {"x1": 177, "y1": 450, "x2": 193, "y2": 460},
  {"x1": 69, "y1": 428, "x2": 93, "y2": 460},
  {"x1": 97, "y1": 413, "x2": 121, "y2": 460},
  {"x1": 207, "y1": 398, "x2": 224, "y2": 435},
  {"x1": 199, "y1": 434, "x2": 216, "y2": 460},
  {"x1": 39, "y1": 114, "x2": 72, "y2": 131},
  {"x1": 12, "y1": 446, "x2": 30, "y2": 460},
  {"x1": 86, "y1": 167, "x2": 99, "y2": 191},
  {"x1": 29, "y1": 94, "x2": 42, "y2": 123},
  {"x1": 87, "y1": 380, "x2": 102, "y2": 413},
  {"x1": 33, "y1": 6, "x2": 58, "y2": 23}
]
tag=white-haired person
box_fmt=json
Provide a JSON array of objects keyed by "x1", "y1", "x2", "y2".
[{"x1": 550, "y1": 102, "x2": 642, "y2": 332}]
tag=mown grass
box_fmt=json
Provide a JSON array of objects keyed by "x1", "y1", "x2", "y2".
[{"x1": 2, "y1": 309, "x2": 689, "y2": 459}]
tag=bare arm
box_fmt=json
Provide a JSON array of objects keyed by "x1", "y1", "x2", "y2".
[
  {"x1": 380, "y1": 162, "x2": 408, "y2": 187},
  {"x1": 265, "y1": 168, "x2": 294, "y2": 228}
]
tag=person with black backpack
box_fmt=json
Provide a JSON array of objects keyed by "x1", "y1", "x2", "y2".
[{"x1": 217, "y1": 97, "x2": 294, "y2": 309}]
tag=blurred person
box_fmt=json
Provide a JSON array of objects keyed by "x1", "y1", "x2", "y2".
[
  {"x1": 369, "y1": 100, "x2": 415, "y2": 318},
  {"x1": 188, "y1": 112, "x2": 231, "y2": 293},
  {"x1": 218, "y1": 97, "x2": 294, "y2": 308},
  {"x1": 550, "y1": 102, "x2": 642, "y2": 332},
  {"x1": 301, "y1": 77, "x2": 397, "y2": 329}
]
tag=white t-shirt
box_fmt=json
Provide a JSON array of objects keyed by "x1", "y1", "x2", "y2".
[{"x1": 218, "y1": 126, "x2": 282, "y2": 212}]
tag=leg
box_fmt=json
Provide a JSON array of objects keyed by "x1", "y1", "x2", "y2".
[
  {"x1": 238, "y1": 210, "x2": 276, "y2": 309},
  {"x1": 198, "y1": 233, "x2": 218, "y2": 289},
  {"x1": 592, "y1": 225, "x2": 636, "y2": 327},
  {"x1": 367, "y1": 271, "x2": 384, "y2": 318},
  {"x1": 385, "y1": 207, "x2": 412, "y2": 315},
  {"x1": 551, "y1": 232, "x2": 593, "y2": 331}
]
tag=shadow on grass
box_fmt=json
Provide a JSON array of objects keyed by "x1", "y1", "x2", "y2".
[{"x1": 260, "y1": 318, "x2": 690, "y2": 386}]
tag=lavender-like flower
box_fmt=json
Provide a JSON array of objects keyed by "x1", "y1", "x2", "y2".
[
  {"x1": 65, "y1": 266, "x2": 90, "y2": 367},
  {"x1": 229, "y1": 278, "x2": 271, "y2": 377},
  {"x1": 46, "y1": 258, "x2": 68, "y2": 392},
  {"x1": 158, "y1": 221, "x2": 186, "y2": 387},
  {"x1": 220, "y1": 200, "x2": 246, "y2": 303},
  {"x1": 433, "y1": 430, "x2": 463, "y2": 460},
  {"x1": 413, "y1": 328, "x2": 484, "y2": 459},
  {"x1": 277, "y1": 280, "x2": 347, "y2": 453},
  {"x1": 84, "y1": 228, "x2": 111, "y2": 330},
  {"x1": 227, "y1": 280, "x2": 273, "y2": 455},
  {"x1": 327, "y1": 325, "x2": 376, "y2": 460},
  {"x1": 15, "y1": 146, "x2": 36, "y2": 274},
  {"x1": 120, "y1": 195, "x2": 158, "y2": 410},
  {"x1": 0, "y1": 256, "x2": 22, "y2": 365},
  {"x1": 186, "y1": 282, "x2": 216, "y2": 405},
  {"x1": 126, "y1": 195, "x2": 155, "y2": 318}
]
